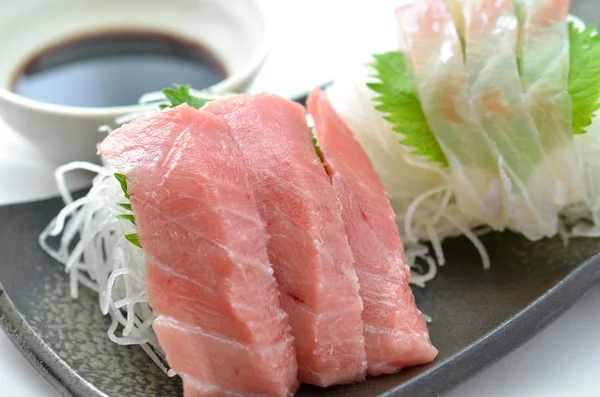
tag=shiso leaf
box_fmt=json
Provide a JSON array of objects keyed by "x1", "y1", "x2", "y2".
[
  {"x1": 117, "y1": 214, "x2": 136, "y2": 225},
  {"x1": 311, "y1": 135, "x2": 329, "y2": 175},
  {"x1": 368, "y1": 52, "x2": 449, "y2": 167},
  {"x1": 125, "y1": 233, "x2": 142, "y2": 249},
  {"x1": 568, "y1": 22, "x2": 600, "y2": 135},
  {"x1": 160, "y1": 84, "x2": 214, "y2": 110},
  {"x1": 312, "y1": 137, "x2": 324, "y2": 162},
  {"x1": 114, "y1": 172, "x2": 129, "y2": 199},
  {"x1": 113, "y1": 173, "x2": 141, "y2": 248}
]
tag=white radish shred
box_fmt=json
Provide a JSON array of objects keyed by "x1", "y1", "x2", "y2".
[
  {"x1": 403, "y1": 185, "x2": 448, "y2": 244},
  {"x1": 39, "y1": 163, "x2": 171, "y2": 375},
  {"x1": 409, "y1": 250, "x2": 438, "y2": 288},
  {"x1": 421, "y1": 312, "x2": 433, "y2": 324}
]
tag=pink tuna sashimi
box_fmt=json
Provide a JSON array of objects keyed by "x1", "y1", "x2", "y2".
[
  {"x1": 98, "y1": 104, "x2": 298, "y2": 397},
  {"x1": 204, "y1": 94, "x2": 367, "y2": 387},
  {"x1": 307, "y1": 88, "x2": 438, "y2": 375}
]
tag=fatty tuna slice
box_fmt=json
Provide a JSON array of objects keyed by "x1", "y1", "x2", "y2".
[
  {"x1": 307, "y1": 88, "x2": 438, "y2": 375},
  {"x1": 205, "y1": 93, "x2": 367, "y2": 387},
  {"x1": 98, "y1": 104, "x2": 298, "y2": 397}
]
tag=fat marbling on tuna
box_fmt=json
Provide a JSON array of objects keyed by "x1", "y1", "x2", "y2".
[{"x1": 205, "y1": 93, "x2": 367, "y2": 387}]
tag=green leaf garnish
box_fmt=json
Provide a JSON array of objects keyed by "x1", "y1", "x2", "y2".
[
  {"x1": 117, "y1": 214, "x2": 136, "y2": 225},
  {"x1": 309, "y1": 127, "x2": 328, "y2": 174},
  {"x1": 160, "y1": 84, "x2": 215, "y2": 110},
  {"x1": 311, "y1": 136, "x2": 329, "y2": 175},
  {"x1": 125, "y1": 234, "x2": 142, "y2": 249},
  {"x1": 114, "y1": 173, "x2": 130, "y2": 199},
  {"x1": 114, "y1": 173, "x2": 141, "y2": 249},
  {"x1": 568, "y1": 22, "x2": 600, "y2": 135},
  {"x1": 312, "y1": 137, "x2": 324, "y2": 162},
  {"x1": 368, "y1": 52, "x2": 448, "y2": 167}
]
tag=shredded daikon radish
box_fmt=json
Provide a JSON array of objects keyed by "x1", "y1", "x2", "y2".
[
  {"x1": 410, "y1": 251, "x2": 438, "y2": 288},
  {"x1": 39, "y1": 163, "x2": 171, "y2": 375},
  {"x1": 421, "y1": 313, "x2": 433, "y2": 324}
]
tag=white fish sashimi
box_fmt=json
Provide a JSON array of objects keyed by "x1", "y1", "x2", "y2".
[
  {"x1": 396, "y1": 0, "x2": 507, "y2": 229},
  {"x1": 461, "y1": 0, "x2": 559, "y2": 240},
  {"x1": 520, "y1": 0, "x2": 584, "y2": 206}
]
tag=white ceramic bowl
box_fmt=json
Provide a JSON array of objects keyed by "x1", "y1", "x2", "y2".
[{"x1": 0, "y1": 0, "x2": 269, "y2": 166}]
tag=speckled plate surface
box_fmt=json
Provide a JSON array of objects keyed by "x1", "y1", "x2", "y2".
[{"x1": 2, "y1": 192, "x2": 600, "y2": 397}]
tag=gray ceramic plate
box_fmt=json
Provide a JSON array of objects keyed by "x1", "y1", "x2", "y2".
[{"x1": 2, "y1": 192, "x2": 600, "y2": 397}]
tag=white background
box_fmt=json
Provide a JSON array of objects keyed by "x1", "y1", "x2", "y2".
[{"x1": 1, "y1": 1, "x2": 600, "y2": 396}]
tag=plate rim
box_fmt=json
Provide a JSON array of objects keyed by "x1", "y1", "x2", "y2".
[
  {"x1": 389, "y1": 252, "x2": 600, "y2": 396},
  {"x1": 0, "y1": 286, "x2": 109, "y2": 397}
]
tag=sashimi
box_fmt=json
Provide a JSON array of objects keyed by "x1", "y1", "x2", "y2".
[
  {"x1": 396, "y1": 0, "x2": 507, "y2": 229},
  {"x1": 461, "y1": 0, "x2": 559, "y2": 239},
  {"x1": 204, "y1": 94, "x2": 367, "y2": 387},
  {"x1": 519, "y1": 0, "x2": 583, "y2": 206},
  {"x1": 98, "y1": 104, "x2": 298, "y2": 397},
  {"x1": 307, "y1": 88, "x2": 437, "y2": 375}
]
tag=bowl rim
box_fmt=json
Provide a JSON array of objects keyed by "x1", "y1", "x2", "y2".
[{"x1": 0, "y1": 0, "x2": 271, "y2": 118}]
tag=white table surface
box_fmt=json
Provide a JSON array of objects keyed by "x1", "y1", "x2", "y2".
[{"x1": 2, "y1": 1, "x2": 600, "y2": 396}]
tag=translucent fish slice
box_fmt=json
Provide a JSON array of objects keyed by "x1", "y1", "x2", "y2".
[
  {"x1": 461, "y1": 0, "x2": 559, "y2": 239},
  {"x1": 396, "y1": 0, "x2": 507, "y2": 229},
  {"x1": 520, "y1": 0, "x2": 584, "y2": 206}
]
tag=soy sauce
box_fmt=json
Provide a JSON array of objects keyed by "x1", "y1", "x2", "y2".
[{"x1": 11, "y1": 31, "x2": 227, "y2": 108}]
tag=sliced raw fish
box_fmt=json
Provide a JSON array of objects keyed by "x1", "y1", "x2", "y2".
[
  {"x1": 205, "y1": 93, "x2": 367, "y2": 387},
  {"x1": 308, "y1": 88, "x2": 437, "y2": 375},
  {"x1": 396, "y1": 0, "x2": 507, "y2": 230},
  {"x1": 520, "y1": 0, "x2": 583, "y2": 205},
  {"x1": 461, "y1": 0, "x2": 559, "y2": 239},
  {"x1": 98, "y1": 104, "x2": 298, "y2": 397}
]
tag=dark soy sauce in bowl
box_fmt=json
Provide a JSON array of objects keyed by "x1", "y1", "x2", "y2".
[{"x1": 11, "y1": 31, "x2": 227, "y2": 108}]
